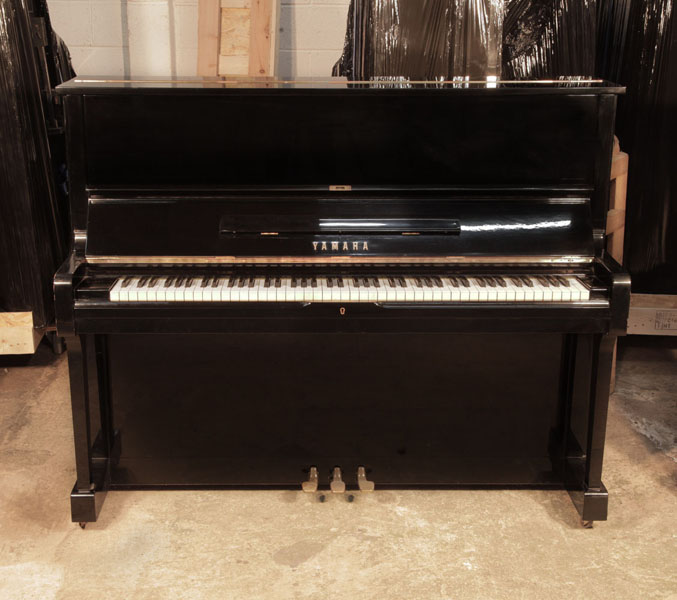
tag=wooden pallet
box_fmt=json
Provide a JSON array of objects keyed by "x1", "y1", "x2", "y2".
[
  {"x1": 607, "y1": 137, "x2": 628, "y2": 264},
  {"x1": 198, "y1": 0, "x2": 278, "y2": 77},
  {"x1": 607, "y1": 138, "x2": 629, "y2": 391},
  {"x1": 0, "y1": 312, "x2": 43, "y2": 355}
]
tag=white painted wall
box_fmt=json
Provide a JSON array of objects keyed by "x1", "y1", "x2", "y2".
[
  {"x1": 278, "y1": 0, "x2": 350, "y2": 78},
  {"x1": 46, "y1": 0, "x2": 350, "y2": 78}
]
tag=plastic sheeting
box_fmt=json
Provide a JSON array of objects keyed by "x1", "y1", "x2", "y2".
[
  {"x1": 602, "y1": 0, "x2": 677, "y2": 292},
  {"x1": 333, "y1": 0, "x2": 504, "y2": 80},
  {"x1": 502, "y1": 0, "x2": 597, "y2": 79},
  {"x1": 0, "y1": 0, "x2": 73, "y2": 325}
]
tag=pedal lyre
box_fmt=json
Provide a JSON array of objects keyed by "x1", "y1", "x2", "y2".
[
  {"x1": 330, "y1": 466, "x2": 346, "y2": 494},
  {"x1": 302, "y1": 466, "x2": 319, "y2": 493},
  {"x1": 357, "y1": 466, "x2": 375, "y2": 492}
]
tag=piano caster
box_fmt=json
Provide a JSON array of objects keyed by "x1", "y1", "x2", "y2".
[
  {"x1": 347, "y1": 494, "x2": 355, "y2": 502},
  {"x1": 330, "y1": 466, "x2": 346, "y2": 494},
  {"x1": 582, "y1": 520, "x2": 594, "y2": 529},
  {"x1": 302, "y1": 466, "x2": 319, "y2": 493},
  {"x1": 78, "y1": 522, "x2": 87, "y2": 530},
  {"x1": 357, "y1": 466, "x2": 375, "y2": 492}
]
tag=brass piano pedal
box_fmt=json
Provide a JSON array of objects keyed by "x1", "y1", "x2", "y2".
[
  {"x1": 357, "y1": 466, "x2": 375, "y2": 492},
  {"x1": 302, "y1": 466, "x2": 319, "y2": 493},
  {"x1": 330, "y1": 466, "x2": 346, "y2": 494}
]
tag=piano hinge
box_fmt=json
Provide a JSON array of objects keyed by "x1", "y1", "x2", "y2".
[
  {"x1": 73, "y1": 229, "x2": 87, "y2": 251},
  {"x1": 329, "y1": 185, "x2": 352, "y2": 192}
]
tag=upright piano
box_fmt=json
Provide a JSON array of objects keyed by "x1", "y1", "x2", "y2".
[{"x1": 55, "y1": 77, "x2": 629, "y2": 527}]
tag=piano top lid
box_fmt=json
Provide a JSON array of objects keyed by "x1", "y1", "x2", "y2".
[{"x1": 56, "y1": 76, "x2": 626, "y2": 96}]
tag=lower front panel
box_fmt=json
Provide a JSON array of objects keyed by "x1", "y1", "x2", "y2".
[{"x1": 106, "y1": 332, "x2": 568, "y2": 488}]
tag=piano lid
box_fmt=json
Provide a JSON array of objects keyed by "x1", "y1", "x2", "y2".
[{"x1": 55, "y1": 76, "x2": 626, "y2": 95}]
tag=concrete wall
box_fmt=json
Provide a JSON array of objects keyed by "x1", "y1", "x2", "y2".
[{"x1": 46, "y1": 0, "x2": 349, "y2": 78}]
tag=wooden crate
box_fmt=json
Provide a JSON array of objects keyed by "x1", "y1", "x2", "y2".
[
  {"x1": 198, "y1": 0, "x2": 278, "y2": 77},
  {"x1": 0, "y1": 312, "x2": 43, "y2": 355}
]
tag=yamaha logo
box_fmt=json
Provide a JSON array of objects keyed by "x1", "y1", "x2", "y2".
[{"x1": 313, "y1": 241, "x2": 369, "y2": 252}]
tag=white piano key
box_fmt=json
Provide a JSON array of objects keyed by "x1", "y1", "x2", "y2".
[
  {"x1": 109, "y1": 279, "x2": 123, "y2": 301},
  {"x1": 127, "y1": 278, "x2": 141, "y2": 302},
  {"x1": 473, "y1": 279, "x2": 489, "y2": 301},
  {"x1": 572, "y1": 278, "x2": 590, "y2": 301},
  {"x1": 183, "y1": 279, "x2": 197, "y2": 301},
  {"x1": 422, "y1": 279, "x2": 434, "y2": 302},
  {"x1": 493, "y1": 278, "x2": 507, "y2": 302}
]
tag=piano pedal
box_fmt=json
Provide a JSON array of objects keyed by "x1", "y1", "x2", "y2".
[
  {"x1": 330, "y1": 466, "x2": 346, "y2": 494},
  {"x1": 301, "y1": 466, "x2": 319, "y2": 493},
  {"x1": 357, "y1": 466, "x2": 375, "y2": 492}
]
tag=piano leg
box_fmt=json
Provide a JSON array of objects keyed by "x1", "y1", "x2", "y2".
[
  {"x1": 67, "y1": 334, "x2": 110, "y2": 524},
  {"x1": 567, "y1": 333, "x2": 616, "y2": 526}
]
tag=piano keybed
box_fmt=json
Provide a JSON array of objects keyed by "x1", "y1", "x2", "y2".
[{"x1": 108, "y1": 274, "x2": 590, "y2": 303}]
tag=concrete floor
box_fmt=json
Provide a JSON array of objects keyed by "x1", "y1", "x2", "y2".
[{"x1": 0, "y1": 337, "x2": 675, "y2": 599}]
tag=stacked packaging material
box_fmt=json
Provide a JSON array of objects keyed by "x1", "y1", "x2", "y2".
[
  {"x1": 502, "y1": 0, "x2": 597, "y2": 78},
  {"x1": 333, "y1": 0, "x2": 505, "y2": 80},
  {"x1": 0, "y1": 0, "x2": 73, "y2": 328},
  {"x1": 600, "y1": 0, "x2": 676, "y2": 293}
]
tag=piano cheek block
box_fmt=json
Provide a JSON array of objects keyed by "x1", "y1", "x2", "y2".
[{"x1": 56, "y1": 77, "x2": 628, "y2": 525}]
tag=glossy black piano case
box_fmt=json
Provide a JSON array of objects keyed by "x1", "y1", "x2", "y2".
[{"x1": 55, "y1": 79, "x2": 629, "y2": 527}]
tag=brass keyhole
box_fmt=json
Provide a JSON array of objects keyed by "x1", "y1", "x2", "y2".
[{"x1": 339, "y1": 307, "x2": 346, "y2": 315}]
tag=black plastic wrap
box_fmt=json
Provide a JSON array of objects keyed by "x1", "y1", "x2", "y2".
[
  {"x1": 0, "y1": 0, "x2": 72, "y2": 326},
  {"x1": 502, "y1": 0, "x2": 597, "y2": 79},
  {"x1": 333, "y1": 0, "x2": 504, "y2": 80},
  {"x1": 606, "y1": 0, "x2": 677, "y2": 292}
]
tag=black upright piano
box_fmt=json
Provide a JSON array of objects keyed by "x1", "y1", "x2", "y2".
[{"x1": 55, "y1": 77, "x2": 629, "y2": 527}]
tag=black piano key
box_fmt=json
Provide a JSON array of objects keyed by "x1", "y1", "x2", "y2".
[
  {"x1": 122, "y1": 276, "x2": 133, "y2": 288},
  {"x1": 414, "y1": 277, "x2": 423, "y2": 288},
  {"x1": 174, "y1": 276, "x2": 185, "y2": 287},
  {"x1": 164, "y1": 276, "x2": 174, "y2": 287},
  {"x1": 510, "y1": 276, "x2": 523, "y2": 287},
  {"x1": 547, "y1": 276, "x2": 560, "y2": 287},
  {"x1": 458, "y1": 276, "x2": 470, "y2": 288},
  {"x1": 264, "y1": 277, "x2": 271, "y2": 288},
  {"x1": 326, "y1": 277, "x2": 333, "y2": 288},
  {"x1": 291, "y1": 277, "x2": 298, "y2": 288},
  {"x1": 238, "y1": 277, "x2": 246, "y2": 288},
  {"x1": 212, "y1": 277, "x2": 221, "y2": 288},
  {"x1": 186, "y1": 277, "x2": 194, "y2": 287},
  {"x1": 301, "y1": 278, "x2": 307, "y2": 288},
  {"x1": 448, "y1": 276, "x2": 459, "y2": 288},
  {"x1": 362, "y1": 277, "x2": 370, "y2": 288},
  {"x1": 311, "y1": 277, "x2": 318, "y2": 288},
  {"x1": 485, "y1": 277, "x2": 496, "y2": 288},
  {"x1": 475, "y1": 277, "x2": 487, "y2": 288},
  {"x1": 398, "y1": 277, "x2": 407, "y2": 288},
  {"x1": 248, "y1": 277, "x2": 255, "y2": 288},
  {"x1": 495, "y1": 276, "x2": 507, "y2": 287},
  {"x1": 558, "y1": 276, "x2": 570, "y2": 287},
  {"x1": 388, "y1": 277, "x2": 396, "y2": 288},
  {"x1": 433, "y1": 276, "x2": 443, "y2": 287},
  {"x1": 423, "y1": 277, "x2": 433, "y2": 287},
  {"x1": 137, "y1": 276, "x2": 149, "y2": 288},
  {"x1": 353, "y1": 277, "x2": 360, "y2": 288},
  {"x1": 201, "y1": 276, "x2": 210, "y2": 288},
  {"x1": 521, "y1": 276, "x2": 534, "y2": 287},
  {"x1": 537, "y1": 276, "x2": 550, "y2": 287},
  {"x1": 337, "y1": 277, "x2": 344, "y2": 288},
  {"x1": 275, "y1": 278, "x2": 281, "y2": 288},
  {"x1": 372, "y1": 277, "x2": 380, "y2": 287},
  {"x1": 148, "y1": 276, "x2": 159, "y2": 288}
]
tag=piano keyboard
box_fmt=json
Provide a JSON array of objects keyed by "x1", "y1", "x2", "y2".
[{"x1": 109, "y1": 275, "x2": 590, "y2": 303}]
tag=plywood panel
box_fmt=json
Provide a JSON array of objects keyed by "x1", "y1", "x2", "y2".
[{"x1": 197, "y1": 0, "x2": 221, "y2": 76}]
